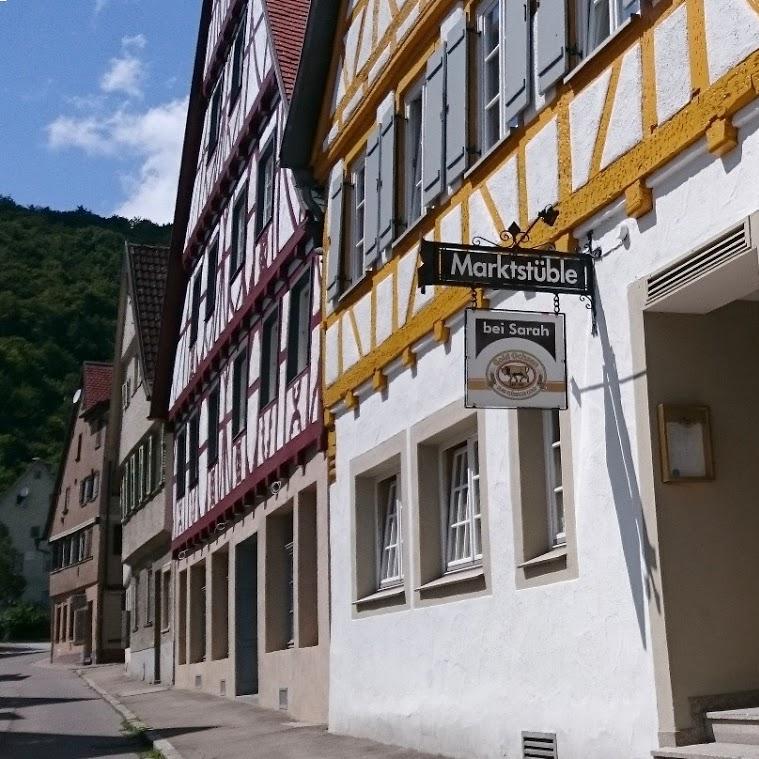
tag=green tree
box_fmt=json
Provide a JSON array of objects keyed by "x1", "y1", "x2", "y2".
[
  {"x1": 0, "y1": 196, "x2": 171, "y2": 491},
  {"x1": 0, "y1": 522, "x2": 25, "y2": 608}
]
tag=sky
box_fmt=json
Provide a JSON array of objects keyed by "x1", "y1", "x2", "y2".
[{"x1": 0, "y1": 1, "x2": 201, "y2": 224}]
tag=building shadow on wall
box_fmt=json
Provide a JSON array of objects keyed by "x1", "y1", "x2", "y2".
[{"x1": 593, "y1": 297, "x2": 660, "y2": 648}]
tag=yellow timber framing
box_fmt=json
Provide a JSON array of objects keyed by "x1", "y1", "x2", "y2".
[{"x1": 319, "y1": 0, "x2": 759, "y2": 413}]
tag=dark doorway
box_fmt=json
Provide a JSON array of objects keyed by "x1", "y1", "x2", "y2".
[
  {"x1": 235, "y1": 535, "x2": 258, "y2": 695},
  {"x1": 153, "y1": 570, "x2": 161, "y2": 683}
]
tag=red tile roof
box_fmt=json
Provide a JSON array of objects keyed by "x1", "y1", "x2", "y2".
[
  {"x1": 126, "y1": 243, "x2": 170, "y2": 392},
  {"x1": 81, "y1": 362, "x2": 112, "y2": 414},
  {"x1": 265, "y1": 0, "x2": 311, "y2": 101}
]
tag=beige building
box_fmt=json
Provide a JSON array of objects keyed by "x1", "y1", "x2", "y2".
[
  {"x1": 112, "y1": 243, "x2": 173, "y2": 684},
  {"x1": 46, "y1": 362, "x2": 123, "y2": 664}
]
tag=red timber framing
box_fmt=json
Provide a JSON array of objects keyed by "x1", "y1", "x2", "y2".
[{"x1": 151, "y1": 0, "x2": 322, "y2": 557}]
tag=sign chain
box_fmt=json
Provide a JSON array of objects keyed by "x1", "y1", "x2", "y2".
[{"x1": 554, "y1": 293, "x2": 560, "y2": 315}]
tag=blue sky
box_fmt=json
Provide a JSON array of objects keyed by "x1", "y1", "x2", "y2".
[{"x1": 0, "y1": 0, "x2": 201, "y2": 223}]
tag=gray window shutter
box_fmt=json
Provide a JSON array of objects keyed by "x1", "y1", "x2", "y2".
[
  {"x1": 444, "y1": 18, "x2": 468, "y2": 184},
  {"x1": 422, "y1": 48, "x2": 444, "y2": 208},
  {"x1": 536, "y1": 0, "x2": 567, "y2": 94},
  {"x1": 326, "y1": 172, "x2": 344, "y2": 299},
  {"x1": 621, "y1": 0, "x2": 640, "y2": 22},
  {"x1": 363, "y1": 126, "x2": 381, "y2": 269},
  {"x1": 378, "y1": 109, "x2": 396, "y2": 253},
  {"x1": 504, "y1": 0, "x2": 530, "y2": 124}
]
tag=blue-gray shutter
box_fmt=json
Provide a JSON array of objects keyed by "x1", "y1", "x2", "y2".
[
  {"x1": 504, "y1": 0, "x2": 530, "y2": 124},
  {"x1": 620, "y1": 0, "x2": 641, "y2": 22},
  {"x1": 378, "y1": 109, "x2": 396, "y2": 253},
  {"x1": 326, "y1": 172, "x2": 344, "y2": 299},
  {"x1": 444, "y1": 18, "x2": 468, "y2": 184},
  {"x1": 536, "y1": 0, "x2": 567, "y2": 94},
  {"x1": 363, "y1": 126, "x2": 381, "y2": 269},
  {"x1": 422, "y1": 48, "x2": 444, "y2": 208}
]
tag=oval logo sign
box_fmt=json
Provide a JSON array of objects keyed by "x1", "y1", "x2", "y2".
[{"x1": 486, "y1": 350, "x2": 546, "y2": 401}]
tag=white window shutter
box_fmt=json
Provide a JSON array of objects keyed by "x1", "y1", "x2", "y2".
[
  {"x1": 444, "y1": 18, "x2": 468, "y2": 184},
  {"x1": 422, "y1": 48, "x2": 445, "y2": 208},
  {"x1": 536, "y1": 0, "x2": 567, "y2": 94},
  {"x1": 363, "y1": 126, "x2": 381, "y2": 269},
  {"x1": 621, "y1": 0, "x2": 641, "y2": 22},
  {"x1": 326, "y1": 171, "x2": 345, "y2": 299},
  {"x1": 504, "y1": 0, "x2": 531, "y2": 124},
  {"x1": 378, "y1": 109, "x2": 396, "y2": 253}
]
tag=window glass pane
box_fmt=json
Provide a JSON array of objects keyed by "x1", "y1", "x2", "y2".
[
  {"x1": 260, "y1": 310, "x2": 279, "y2": 407},
  {"x1": 481, "y1": 1, "x2": 501, "y2": 150},
  {"x1": 406, "y1": 89, "x2": 423, "y2": 226},
  {"x1": 544, "y1": 410, "x2": 566, "y2": 547},
  {"x1": 588, "y1": 0, "x2": 612, "y2": 52},
  {"x1": 232, "y1": 350, "x2": 248, "y2": 435},
  {"x1": 205, "y1": 240, "x2": 219, "y2": 319},
  {"x1": 378, "y1": 476, "x2": 402, "y2": 586},
  {"x1": 286, "y1": 271, "x2": 311, "y2": 382}
]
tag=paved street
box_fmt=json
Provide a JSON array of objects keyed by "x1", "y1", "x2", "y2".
[{"x1": 0, "y1": 643, "x2": 141, "y2": 759}]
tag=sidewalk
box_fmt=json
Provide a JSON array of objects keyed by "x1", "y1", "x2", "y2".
[{"x1": 79, "y1": 665, "x2": 447, "y2": 759}]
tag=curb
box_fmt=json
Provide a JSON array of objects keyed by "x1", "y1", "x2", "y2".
[{"x1": 76, "y1": 670, "x2": 185, "y2": 759}]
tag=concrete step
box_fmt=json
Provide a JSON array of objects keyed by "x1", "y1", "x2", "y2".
[
  {"x1": 652, "y1": 743, "x2": 759, "y2": 758},
  {"x1": 707, "y1": 708, "x2": 759, "y2": 745}
]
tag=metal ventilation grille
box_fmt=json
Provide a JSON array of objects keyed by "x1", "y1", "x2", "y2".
[
  {"x1": 522, "y1": 732, "x2": 557, "y2": 759},
  {"x1": 646, "y1": 223, "x2": 750, "y2": 307}
]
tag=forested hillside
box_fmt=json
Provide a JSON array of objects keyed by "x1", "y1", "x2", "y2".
[{"x1": 0, "y1": 196, "x2": 171, "y2": 492}]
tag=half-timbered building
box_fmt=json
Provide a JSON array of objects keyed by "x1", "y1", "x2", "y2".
[
  {"x1": 151, "y1": 0, "x2": 328, "y2": 721},
  {"x1": 282, "y1": 0, "x2": 759, "y2": 756},
  {"x1": 46, "y1": 362, "x2": 123, "y2": 665}
]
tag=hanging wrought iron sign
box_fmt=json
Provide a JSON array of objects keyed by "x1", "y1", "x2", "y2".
[
  {"x1": 417, "y1": 208, "x2": 601, "y2": 334},
  {"x1": 419, "y1": 240, "x2": 592, "y2": 297},
  {"x1": 465, "y1": 309, "x2": 567, "y2": 410}
]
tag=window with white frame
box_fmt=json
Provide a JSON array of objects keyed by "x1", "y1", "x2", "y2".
[
  {"x1": 232, "y1": 348, "x2": 248, "y2": 435},
  {"x1": 208, "y1": 78, "x2": 223, "y2": 158},
  {"x1": 478, "y1": 0, "x2": 502, "y2": 151},
  {"x1": 286, "y1": 269, "x2": 311, "y2": 383},
  {"x1": 207, "y1": 385, "x2": 220, "y2": 466},
  {"x1": 443, "y1": 437, "x2": 482, "y2": 570},
  {"x1": 259, "y1": 308, "x2": 279, "y2": 408},
  {"x1": 377, "y1": 476, "x2": 402, "y2": 587},
  {"x1": 230, "y1": 186, "x2": 248, "y2": 277},
  {"x1": 188, "y1": 412, "x2": 200, "y2": 489},
  {"x1": 205, "y1": 239, "x2": 219, "y2": 319},
  {"x1": 256, "y1": 140, "x2": 275, "y2": 236},
  {"x1": 543, "y1": 409, "x2": 566, "y2": 547},
  {"x1": 403, "y1": 80, "x2": 424, "y2": 229},
  {"x1": 189, "y1": 272, "x2": 202, "y2": 345},
  {"x1": 229, "y1": 12, "x2": 246, "y2": 109},
  {"x1": 175, "y1": 426, "x2": 187, "y2": 499},
  {"x1": 579, "y1": 0, "x2": 634, "y2": 56},
  {"x1": 345, "y1": 153, "x2": 366, "y2": 288}
]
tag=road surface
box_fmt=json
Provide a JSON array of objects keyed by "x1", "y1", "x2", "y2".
[{"x1": 0, "y1": 643, "x2": 141, "y2": 759}]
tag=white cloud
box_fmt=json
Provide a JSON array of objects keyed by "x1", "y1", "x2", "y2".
[
  {"x1": 94, "y1": 0, "x2": 110, "y2": 15},
  {"x1": 46, "y1": 99, "x2": 188, "y2": 223},
  {"x1": 100, "y1": 35, "x2": 148, "y2": 97}
]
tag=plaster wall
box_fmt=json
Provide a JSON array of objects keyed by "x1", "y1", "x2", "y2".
[{"x1": 328, "y1": 90, "x2": 759, "y2": 759}]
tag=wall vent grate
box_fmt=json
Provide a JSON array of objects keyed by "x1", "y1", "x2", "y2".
[
  {"x1": 194, "y1": 674, "x2": 202, "y2": 689},
  {"x1": 219, "y1": 679, "x2": 226, "y2": 696},
  {"x1": 646, "y1": 223, "x2": 750, "y2": 307},
  {"x1": 278, "y1": 688, "x2": 288, "y2": 710},
  {"x1": 522, "y1": 731, "x2": 557, "y2": 759}
]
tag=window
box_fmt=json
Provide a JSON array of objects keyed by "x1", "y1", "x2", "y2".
[
  {"x1": 544, "y1": 410, "x2": 565, "y2": 547},
  {"x1": 377, "y1": 476, "x2": 402, "y2": 587},
  {"x1": 152, "y1": 431, "x2": 163, "y2": 490},
  {"x1": 64, "y1": 487, "x2": 70, "y2": 511},
  {"x1": 230, "y1": 14, "x2": 246, "y2": 109},
  {"x1": 188, "y1": 412, "x2": 200, "y2": 489},
  {"x1": 146, "y1": 569, "x2": 154, "y2": 625},
  {"x1": 232, "y1": 349, "x2": 248, "y2": 436},
  {"x1": 207, "y1": 385, "x2": 220, "y2": 466},
  {"x1": 91, "y1": 471, "x2": 99, "y2": 501},
  {"x1": 285, "y1": 537, "x2": 295, "y2": 648},
  {"x1": 132, "y1": 574, "x2": 139, "y2": 631},
  {"x1": 145, "y1": 437, "x2": 153, "y2": 495},
  {"x1": 579, "y1": 0, "x2": 635, "y2": 56},
  {"x1": 286, "y1": 271, "x2": 311, "y2": 383},
  {"x1": 230, "y1": 186, "x2": 248, "y2": 277},
  {"x1": 138, "y1": 445, "x2": 145, "y2": 502},
  {"x1": 94, "y1": 420, "x2": 103, "y2": 449},
  {"x1": 345, "y1": 153, "x2": 366, "y2": 288},
  {"x1": 205, "y1": 239, "x2": 219, "y2": 320},
  {"x1": 478, "y1": 0, "x2": 502, "y2": 151},
  {"x1": 122, "y1": 378, "x2": 131, "y2": 411},
  {"x1": 443, "y1": 437, "x2": 481, "y2": 570},
  {"x1": 133, "y1": 356, "x2": 140, "y2": 391},
  {"x1": 207, "y1": 78, "x2": 223, "y2": 157},
  {"x1": 259, "y1": 309, "x2": 279, "y2": 408},
  {"x1": 161, "y1": 570, "x2": 171, "y2": 631},
  {"x1": 256, "y1": 141, "x2": 275, "y2": 236},
  {"x1": 176, "y1": 426, "x2": 187, "y2": 499},
  {"x1": 403, "y1": 82, "x2": 424, "y2": 228},
  {"x1": 76, "y1": 433, "x2": 82, "y2": 461},
  {"x1": 79, "y1": 478, "x2": 87, "y2": 505},
  {"x1": 189, "y1": 272, "x2": 202, "y2": 345}
]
